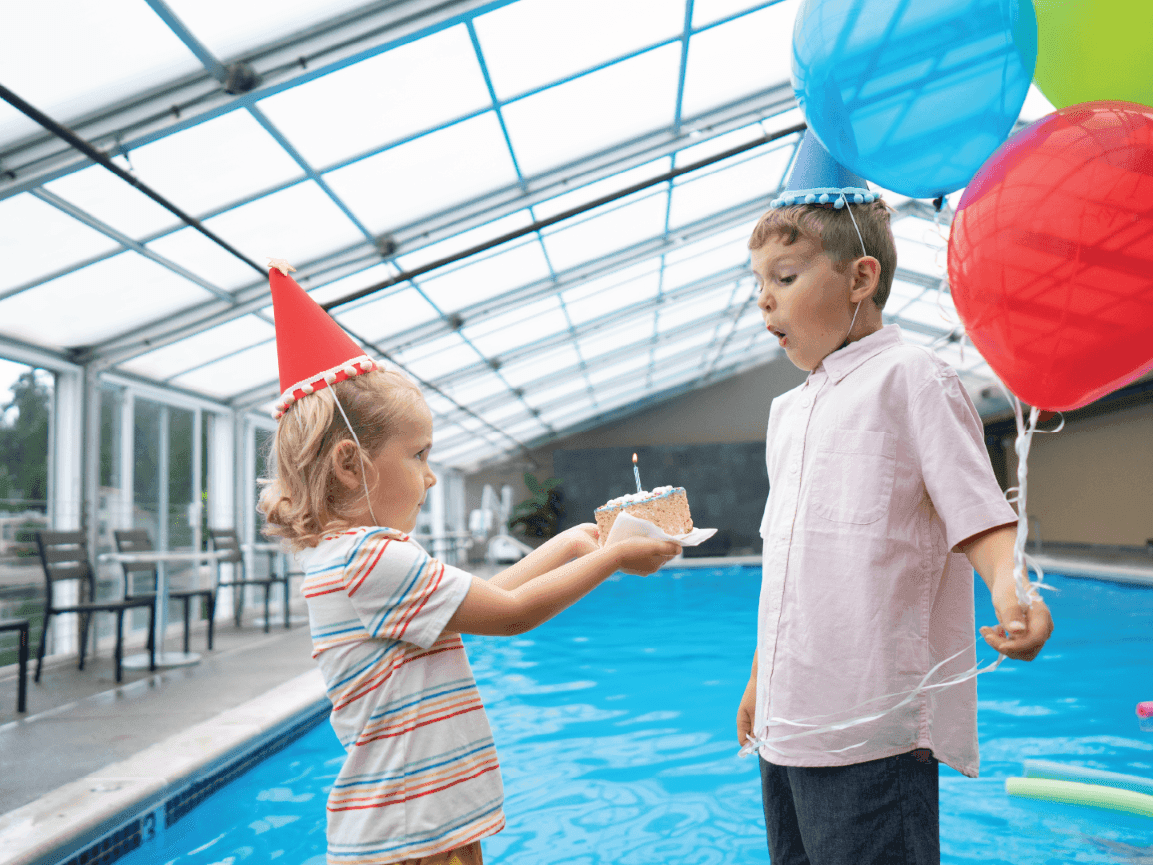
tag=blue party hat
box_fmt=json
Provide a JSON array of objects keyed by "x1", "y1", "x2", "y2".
[{"x1": 770, "y1": 129, "x2": 878, "y2": 209}]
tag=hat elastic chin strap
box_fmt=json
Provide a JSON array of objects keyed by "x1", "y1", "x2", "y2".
[
  {"x1": 838, "y1": 191, "x2": 869, "y2": 351},
  {"x1": 330, "y1": 388, "x2": 381, "y2": 527}
]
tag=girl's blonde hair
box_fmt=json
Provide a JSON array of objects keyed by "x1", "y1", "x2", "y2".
[{"x1": 258, "y1": 369, "x2": 423, "y2": 551}]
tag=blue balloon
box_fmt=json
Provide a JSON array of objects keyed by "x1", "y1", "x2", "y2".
[{"x1": 792, "y1": 0, "x2": 1038, "y2": 199}]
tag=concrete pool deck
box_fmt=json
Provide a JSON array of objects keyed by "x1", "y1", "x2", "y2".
[{"x1": 0, "y1": 551, "x2": 1149, "y2": 863}]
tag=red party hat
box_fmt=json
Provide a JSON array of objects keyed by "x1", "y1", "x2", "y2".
[{"x1": 267, "y1": 259, "x2": 377, "y2": 419}]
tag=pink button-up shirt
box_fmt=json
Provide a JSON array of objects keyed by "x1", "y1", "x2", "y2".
[{"x1": 755, "y1": 324, "x2": 1016, "y2": 777}]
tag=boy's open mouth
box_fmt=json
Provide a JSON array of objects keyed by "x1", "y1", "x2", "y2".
[{"x1": 768, "y1": 325, "x2": 788, "y2": 346}]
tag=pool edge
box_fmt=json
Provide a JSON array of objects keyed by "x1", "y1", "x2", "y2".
[{"x1": 0, "y1": 668, "x2": 330, "y2": 865}]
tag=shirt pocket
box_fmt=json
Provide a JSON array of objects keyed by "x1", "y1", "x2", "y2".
[{"x1": 809, "y1": 429, "x2": 897, "y2": 525}]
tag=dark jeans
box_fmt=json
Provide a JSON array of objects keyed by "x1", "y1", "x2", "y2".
[{"x1": 759, "y1": 748, "x2": 939, "y2": 865}]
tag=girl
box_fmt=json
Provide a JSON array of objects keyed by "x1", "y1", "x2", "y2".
[{"x1": 259, "y1": 262, "x2": 678, "y2": 865}]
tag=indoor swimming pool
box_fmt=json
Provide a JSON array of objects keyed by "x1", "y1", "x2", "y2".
[{"x1": 115, "y1": 564, "x2": 1153, "y2": 865}]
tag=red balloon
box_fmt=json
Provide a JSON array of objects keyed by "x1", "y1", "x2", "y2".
[{"x1": 948, "y1": 101, "x2": 1153, "y2": 411}]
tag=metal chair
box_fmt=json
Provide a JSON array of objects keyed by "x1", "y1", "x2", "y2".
[
  {"x1": 34, "y1": 531, "x2": 156, "y2": 683},
  {"x1": 0, "y1": 618, "x2": 29, "y2": 712},
  {"x1": 113, "y1": 530, "x2": 216, "y2": 652},
  {"x1": 207, "y1": 529, "x2": 288, "y2": 633}
]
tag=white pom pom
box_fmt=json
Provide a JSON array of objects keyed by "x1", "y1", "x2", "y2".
[
  {"x1": 805, "y1": 194, "x2": 816, "y2": 204},
  {"x1": 302, "y1": 383, "x2": 314, "y2": 395},
  {"x1": 324, "y1": 372, "x2": 337, "y2": 384},
  {"x1": 342, "y1": 364, "x2": 356, "y2": 377},
  {"x1": 818, "y1": 193, "x2": 830, "y2": 204}
]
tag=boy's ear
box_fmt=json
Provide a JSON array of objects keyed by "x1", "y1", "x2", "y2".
[{"x1": 850, "y1": 256, "x2": 881, "y2": 303}]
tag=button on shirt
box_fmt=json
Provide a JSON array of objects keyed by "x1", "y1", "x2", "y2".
[{"x1": 755, "y1": 325, "x2": 1016, "y2": 778}]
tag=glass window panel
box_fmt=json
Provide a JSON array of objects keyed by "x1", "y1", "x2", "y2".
[
  {"x1": 44, "y1": 165, "x2": 181, "y2": 240},
  {"x1": 417, "y1": 241, "x2": 552, "y2": 315},
  {"x1": 169, "y1": 341, "x2": 280, "y2": 398},
  {"x1": 479, "y1": 401, "x2": 531, "y2": 428},
  {"x1": 0, "y1": 252, "x2": 214, "y2": 349},
  {"x1": 888, "y1": 279, "x2": 927, "y2": 308},
  {"x1": 586, "y1": 352, "x2": 650, "y2": 385},
  {"x1": 539, "y1": 397, "x2": 595, "y2": 428},
  {"x1": 692, "y1": 0, "x2": 771, "y2": 27},
  {"x1": 499, "y1": 344, "x2": 581, "y2": 387},
  {"x1": 118, "y1": 315, "x2": 275, "y2": 381},
  {"x1": 0, "y1": 363, "x2": 53, "y2": 528},
  {"x1": 440, "y1": 371, "x2": 511, "y2": 404},
  {"x1": 502, "y1": 44, "x2": 682, "y2": 178},
  {"x1": 543, "y1": 192, "x2": 669, "y2": 272},
  {"x1": 894, "y1": 241, "x2": 947, "y2": 279},
  {"x1": 668, "y1": 147, "x2": 795, "y2": 228},
  {"x1": 165, "y1": 0, "x2": 382, "y2": 72},
  {"x1": 201, "y1": 181, "x2": 366, "y2": 267},
  {"x1": 324, "y1": 113, "x2": 520, "y2": 234},
  {"x1": 524, "y1": 375, "x2": 588, "y2": 409},
  {"x1": 578, "y1": 318, "x2": 653, "y2": 361},
  {"x1": 394, "y1": 211, "x2": 534, "y2": 271},
  {"x1": 0, "y1": 1, "x2": 200, "y2": 148},
  {"x1": 258, "y1": 26, "x2": 491, "y2": 168},
  {"x1": 146, "y1": 225, "x2": 264, "y2": 291},
  {"x1": 303, "y1": 263, "x2": 394, "y2": 308},
  {"x1": 658, "y1": 289, "x2": 733, "y2": 331},
  {"x1": 563, "y1": 269, "x2": 660, "y2": 326},
  {"x1": 895, "y1": 299, "x2": 956, "y2": 331},
  {"x1": 680, "y1": 2, "x2": 798, "y2": 118},
  {"x1": 664, "y1": 222, "x2": 756, "y2": 263},
  {"x1": 167, "y1": 407, "x2": 196, "y2": 552},
  {"x1": 531, "y1": 160, "x2": 669, "y2": 221},
  {"x1": 394, "y1": 333, "x2": 479, "y2": 383},
  {"x1": 0, "y1": 194, "x2": 119, "y2": 293},
  {"x1": 673, "y1": 122, "x2": 771, "y2": 166},
  {"x1": 128, "y1": 110, "x2": 304, "y2": 218},
  {"x1": 133, "y1": 398, "x2": 163, "y2": 542},
  {"x1": 503, "y1": 417, "x2": 548, "y2": 441},
  {"x1": 475, "y1": 0, "x2": 682, "y2": 101},
  {"x1": 892, "y1": 214, "x2": 950, "y2": 246},
  {"x1": 662, "y1": 240, "x2": 748, "y2": 290},
  {"x1": 653, "y1": 326, "x2": 719, "y2": 361},
  {"x1": 462, "y1": 295, "x2": 570, "y2": 357},
  {"x1": 334, "y1": 286, "x2": 441, "y2": 345},
  {"x1": 1019, "y1": 83, "x2": 1057, "y2": 125}
]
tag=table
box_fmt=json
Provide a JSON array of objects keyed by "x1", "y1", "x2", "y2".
[{"x1": 97, "y1": 549, "x2": 232, "y2": 668}]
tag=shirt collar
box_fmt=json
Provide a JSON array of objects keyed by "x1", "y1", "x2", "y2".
[{"x1": 814, "y1": 323, "x2": 903, "y2": 384}]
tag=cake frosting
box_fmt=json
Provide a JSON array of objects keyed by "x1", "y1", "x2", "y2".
[{"x1": 594, "y1": 485, "x2": 693, "y2": 544}]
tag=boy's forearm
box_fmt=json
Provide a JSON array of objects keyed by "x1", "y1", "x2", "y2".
[
  {"x1": 961, "y1": 524, "x2": 1017, "y2": 592},
  {"x1": 488, "y1": 535, "x2": 582, "y2": 591}
]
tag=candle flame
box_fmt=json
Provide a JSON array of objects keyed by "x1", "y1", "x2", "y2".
[{"x1": 632, "y1": 452, "x2": 638, "y2": 464}]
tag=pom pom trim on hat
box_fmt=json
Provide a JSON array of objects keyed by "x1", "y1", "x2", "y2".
[
  {"x1": 769, "y1": 187, "x2": 877, "y2": 209},
  {"x1": 272, "y1": 354, "x2": 378, "y2": 419}
]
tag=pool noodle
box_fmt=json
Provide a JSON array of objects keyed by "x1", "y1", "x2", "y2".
[
  {"x1": 1022, "y1": 759, "x2": 1153, "y2": 796},
  {"x1": 1006, "y1": 778, "x2": 1153, "y2": 818}
]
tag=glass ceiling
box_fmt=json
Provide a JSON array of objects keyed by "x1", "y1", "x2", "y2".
[{"x1": 0, "y1": 0, "x2": 1057, "y2": 470}]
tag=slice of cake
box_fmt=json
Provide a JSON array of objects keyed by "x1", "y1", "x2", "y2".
[{"x1": 594, "y1": 485, "x2": 693, "y2": 544}]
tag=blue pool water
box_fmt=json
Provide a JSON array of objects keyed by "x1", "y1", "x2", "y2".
[{"x1": 121, "y1": 566, "x2": 1153, "y2": 865}]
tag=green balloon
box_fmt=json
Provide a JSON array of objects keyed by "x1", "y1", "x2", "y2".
[{"x1": 1033, "y1": 0, "x2": 1153, "y2": 109}]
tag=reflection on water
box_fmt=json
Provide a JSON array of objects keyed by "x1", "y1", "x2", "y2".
[{"x1": 119, "y1": 568, "x2": 1153, "y2": 865}]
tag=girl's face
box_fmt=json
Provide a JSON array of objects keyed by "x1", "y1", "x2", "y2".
[{"x1": 363, "y1": 396, "x2": 437, "y2": 533}]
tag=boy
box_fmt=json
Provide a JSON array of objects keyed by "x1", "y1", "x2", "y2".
[{"x1": 735, "y1": 131, "x2": 1054, "y2": 865}]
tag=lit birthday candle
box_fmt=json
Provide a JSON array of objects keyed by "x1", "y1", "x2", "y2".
[{"x1": 632, "y1": 452, "x2": 642, "y2": 493}]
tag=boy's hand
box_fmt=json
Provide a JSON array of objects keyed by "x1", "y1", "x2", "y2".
[
  {"x1": 980, "y1": 573, "x2": 1054, "y2": 661},
  {"x1": 736, "y1": 675, "x2": 756, "y2": 747},
  {"x1": 613, "y1": 537, "x2": 681, "y2": 576}
]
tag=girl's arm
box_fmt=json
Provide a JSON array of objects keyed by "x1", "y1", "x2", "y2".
[
  {"x1": 487, "y1": 525, "x2": 599, "y2": 591},
  {"x1": 446, "y1": 536, "x2": 679, "y2": 637}
]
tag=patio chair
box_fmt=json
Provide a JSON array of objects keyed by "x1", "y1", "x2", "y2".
[
  {"x1": 113, "y1": 529, "x2": 216, "y2": 652},
  {"x1": 207, "y1": 529, "x2": 288, "y2": 633},
  {"x1": 0, "y1": 618, "x2": 29, "y2": 712},
  {"x1": 34, "y1": 530, "x2": 156, "y2": 684}
]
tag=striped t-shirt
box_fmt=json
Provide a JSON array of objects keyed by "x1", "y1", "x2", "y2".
[{"x1": 298, "y1": 526, "x2": 504, "y2": 863}]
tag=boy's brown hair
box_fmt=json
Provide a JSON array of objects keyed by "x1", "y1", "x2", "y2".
[
  {"x1": 258, "y1": 370, "x2": 423, "y2": 551},
  {"x1": 748, "y1": 200, "x2": 898, "y2": 309}
]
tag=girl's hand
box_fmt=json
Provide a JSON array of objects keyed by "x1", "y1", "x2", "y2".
[
  {"x1": 736, "y1": 675, "x2": 756, "y2": 747},
  {"x1": 553, "y1": 523, "x2": 599, "y2": 559},
  {"x1": 613, "y1": 537, "x2": 681, "y2": 576},
  {"x1": 980, "y1": 573, "x2": 1054, "y2": 661}
]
